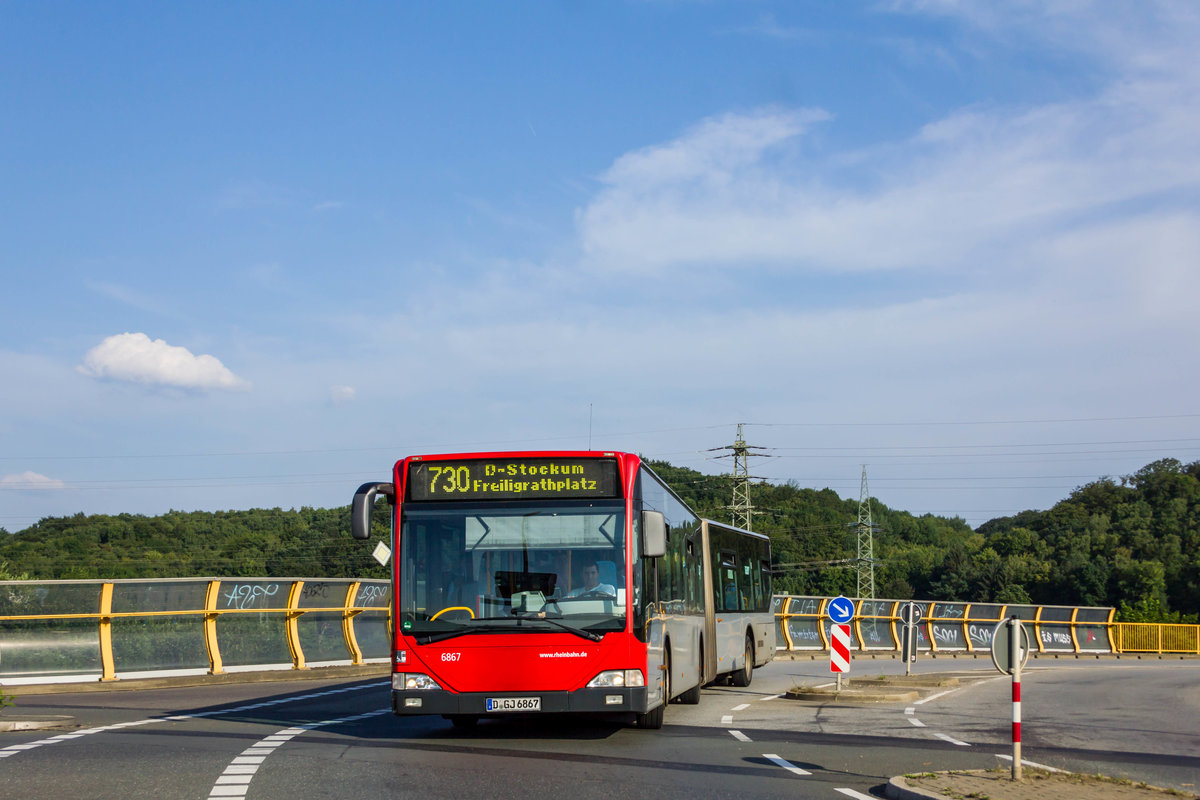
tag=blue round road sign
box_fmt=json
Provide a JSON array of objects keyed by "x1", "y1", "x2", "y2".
[{"x1": 828, "y1": 595, "x2": 855, "y2": 625}]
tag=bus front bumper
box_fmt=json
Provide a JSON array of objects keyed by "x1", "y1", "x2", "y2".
[{"x1": 391, "y1": 686, "x2": 649, "y2": 716}]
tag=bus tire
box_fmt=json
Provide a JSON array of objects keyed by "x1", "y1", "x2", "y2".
[
  {"x1": 730, "y1": 632, "x2": 754, "y2": 687},
  {"x1": 678, "y1": 646, "x2": 702, "y2": 704}
]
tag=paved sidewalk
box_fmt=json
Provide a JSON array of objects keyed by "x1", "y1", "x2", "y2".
[
  {"x1": 783, "y1": 669, "x2": 1199, "y2": 799},
  {"x1": 890, "y1": 768, "x2": 1198, "y2": 799}
]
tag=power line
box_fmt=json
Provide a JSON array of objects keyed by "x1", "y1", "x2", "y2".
[
  {"x1": 745, "y1": 413, "x2": 1200, "y2": 427},
  {"x1": 6, "y1": 414, "x2": 1195, "y2": 461},
  {"x1": 762, "y1": 437, "x2": 1200, "y2": 451}
]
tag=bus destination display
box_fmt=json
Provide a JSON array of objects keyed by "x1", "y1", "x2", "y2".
[{"x1": 407, "y1": 457, "x2": 620, "y2": 502}]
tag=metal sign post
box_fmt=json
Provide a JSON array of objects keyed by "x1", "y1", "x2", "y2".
[
  {"x1": 990, "y1": 616, "x2": 1032, "y2": 781},
  {"x1": 899, "y1": 602, "x2": 921, "y2": 677}
]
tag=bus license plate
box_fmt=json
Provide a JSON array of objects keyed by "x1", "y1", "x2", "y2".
[{"x1": 486, "y1": 697, "x2": 541, "y2": 712}]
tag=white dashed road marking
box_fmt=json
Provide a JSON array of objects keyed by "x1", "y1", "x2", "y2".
[
  {"x1": 834, "y1": 789, "x2": 877, "y2": 800},
  {"x1": 206, "y1": 710, "x2": 389, "y2": 799},
  {"x1": 763, "y1": 753, "x2": 811, "y2": 776},
  {"x1": 728, "y1": 730, "x2": 751, "y2": 742}
]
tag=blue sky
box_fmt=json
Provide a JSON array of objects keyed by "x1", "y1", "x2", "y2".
[{"x1": 3, "y1": 1, "x2": 1199, "y2": 534}]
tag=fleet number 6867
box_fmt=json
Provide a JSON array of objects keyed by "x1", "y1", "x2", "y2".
[{"x1": 441, "y1": 652, "x2": 461, "y2": 662}]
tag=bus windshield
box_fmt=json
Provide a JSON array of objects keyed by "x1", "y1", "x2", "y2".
[{"x1": 398, "y1": 500, "x2": 627, "y2": 639}]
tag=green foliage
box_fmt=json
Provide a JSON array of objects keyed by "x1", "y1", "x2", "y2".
[
  {"x1": 0, "y1": 560, "x2": 30, "y2": 580},
  {"x1": 0, "y1": 507, "x2": 388, "y2": 581},
  {"x1": 2, "y1": 458, "x2": 1197, "y2": 618},
  {"x1": 977, "y1": 459, "x2": 1200, "y2": 616},
  {"x1": 1116, "y1": 595, "x2": 1199, "y2": 624}
]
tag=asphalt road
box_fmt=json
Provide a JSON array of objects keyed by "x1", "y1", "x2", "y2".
[{"x1": 2, "y1": 657, "x2": 1197, "y2": 799}]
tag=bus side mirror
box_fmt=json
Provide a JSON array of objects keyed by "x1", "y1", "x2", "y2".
[
  {"x1": 641, "y1": 510, "x2": 666, "y2": 558},
  {"x1": 351, "y1": 482, "x2": 394, "y2": 540}
]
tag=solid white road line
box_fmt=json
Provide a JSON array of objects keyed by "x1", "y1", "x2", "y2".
[
  {"x1": 0, "y1": 681, "x2": 389, "y2": 761},
  {"x1": 995, "y1": 754, "x2": 1065, "y2": 772},
  {"x1": 933, "y1": 732, "x2": 970, "y2": 747},
  {"x1": 913, "y1": 688, "x2": 957, "y2": 705},
  {"x1": 763, "y1": 753, "x2": 811, "y2": 776}
]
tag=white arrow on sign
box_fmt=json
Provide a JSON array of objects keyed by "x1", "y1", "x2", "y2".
[{"x1": 828, "y1": 596, "x2": 855, "y2": 624}]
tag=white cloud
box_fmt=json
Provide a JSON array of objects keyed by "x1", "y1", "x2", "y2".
[
  {"x1": 329, "y1": 385, "x2": 356, "y2": 404},
  {"x1": 577, "y1": 3, "x2": 1200, "y2": 278},
  {"x1": 78, "y1": 333, "x2": 249, "y2": 391},
  {"x1": 0, "y1": 471, "x2": 67, "y2": 491}
]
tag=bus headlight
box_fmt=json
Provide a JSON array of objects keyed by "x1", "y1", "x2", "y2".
[
  {"x1": 586, "y1": 669, "x2": 645, "y2": 688},
  {"x1": 393, "y1": 673, "x2": 442, "y2": 691}
]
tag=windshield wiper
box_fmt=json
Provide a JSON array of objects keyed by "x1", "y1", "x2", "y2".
[
  {"x1": 417, "y1": 614, "x2": 602, "y2": 643},
  {"x1": 510, "y1": 611, "x2": 603, "y2": 642},
  {"x1": 414, "y1": 622, "x2": 514, "y2": 645}
]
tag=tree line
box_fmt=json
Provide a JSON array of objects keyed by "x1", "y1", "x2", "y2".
[{"x1": 2, "y1": 458, "x2": 1197, "y2": 622}]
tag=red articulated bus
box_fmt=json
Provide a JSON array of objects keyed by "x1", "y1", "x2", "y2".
[{"x1": 351, "y1": 451, "x2": 774, "y2": 730}]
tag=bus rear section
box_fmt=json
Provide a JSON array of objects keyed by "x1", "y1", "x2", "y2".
[{"x1": 701, "y1": 519, "x2": 775, "y2": 688}]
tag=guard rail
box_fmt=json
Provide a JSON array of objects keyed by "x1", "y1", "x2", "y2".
[
  {"x1": 772, "y1": 596, "x2": 1200, "y2": 656},
  {"x1": 5, "y1": 583, "x2": 1197, "y2": 687},
  {"x1": 1, "y1": 578, "x2": 390, "y2": 685}
]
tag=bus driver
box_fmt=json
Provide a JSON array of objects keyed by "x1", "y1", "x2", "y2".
[{"x1": 566, "y1": 560, "x2": 616, "y2": 597}]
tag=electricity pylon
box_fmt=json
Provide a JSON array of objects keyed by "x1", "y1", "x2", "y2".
[
  {"x1": 854, "y1": 465, "x2": 879, "y2": 599},
  {"x1": 709, "y1": 423, "x2": 769, "y2": 530}
]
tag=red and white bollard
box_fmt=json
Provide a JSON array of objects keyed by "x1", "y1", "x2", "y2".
[{"x1": 1011, "y1": 619, "x2": 1023, "y2": 781}]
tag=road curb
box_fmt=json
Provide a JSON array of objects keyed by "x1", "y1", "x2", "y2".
[
  {"x1": 0, "y1": 714, "x2": 76, "y2": 732},
  {"x1": 885, "y1": 775, "x2": 948, "y2": 800},
  {"x1": 785, "y1": 687, "x2": 921, "y2": 703},
  {"x1": 783, "y1": 671, "x2": 996, "y2": 703}
]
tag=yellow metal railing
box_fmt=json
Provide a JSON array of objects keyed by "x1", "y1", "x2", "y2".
[
  {"x1": 0, "y1": 578, "x2": 391, "y2": 683},
  {"x1": 6, "y1": 585, "x2": 1195, "y2": 685},
  {"x1": 773, "y1": 596, "x2": 1200, "y2": 656},
  {"x1": 1112, "y1": 623, "x2": 1200, "y2": 654}
]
